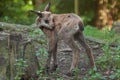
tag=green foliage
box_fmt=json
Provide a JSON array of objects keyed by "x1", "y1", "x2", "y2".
[
  {"x1": 28, "y1": 27, "x2": 47, "y2": 44},
  {"x1": 29, "y1": 28, "x2": 44, "y2": 38},
  {"x1": 36, "y1": 47, "x2": 48, "y2": 58},
  {"x1": 83, "y1": 69, "x2": 103, "y2": 80},
  {"x1": 96, "y1": 44, "x2": 112, "y2": 70},
  {"x1": 36, "y1": 67, "x2": 45, "y2": 78},
  {"x1": 14, "y1": 58, "x2": 28, "y2": 80},
  {"x1": 54, "y1": 0, "x2": 74, "y2": 14},
  {"x1": 73, "y1": 68, "x2": 80, "y2": 80},
  {"x1": 81, "y1": 11, "x2": 94, "y2": 25},
  {"x1": 79, "y1": 0, "x2": 96, "y2": 25},
  {"x1": 35, "y1": 46, "x2": 48, "y2": 78},
  {"x1": 56, "y1": 78, "x2": 64, "y2": 80},
  {"x1": 108, "y1": 69, "x2": 120, "y2": 79},
  {"x1": 0, "y1": 0, "x2": 34, "y2": 24},
  {"x1": 95, "y1": 45, "x2": 120, "y2": 79},
  {"x1": 111, "y1": 46, "x2": 120, "y2": 69},
  {"x1": 0, "y1": 0, "x2": 120, "y2": 26},
  {"x1": 35, "y1": 48, "x2": 49, "y2": 79}
]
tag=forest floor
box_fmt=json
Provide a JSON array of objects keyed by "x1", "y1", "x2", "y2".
[
  {"x1": 1, "y1": 22, "x2": 119, "y2": 80},
  {"x1": 0, "y1": 31, "x2": 117, "y2": 80},
  {"x1": 41, "y1": 40, "x2": 105, "y2": 80}
]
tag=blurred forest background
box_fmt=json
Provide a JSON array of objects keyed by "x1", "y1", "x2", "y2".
[{"x1": 0, "y1": 0, "x2": 120, "y2": 29}]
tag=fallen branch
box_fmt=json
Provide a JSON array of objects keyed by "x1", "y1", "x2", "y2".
[
  {"x1": 85, "y1": 36, "x2": 119, "y2": 47},
  {"x1": 59, "y1": 36, "x2": 119, "y2": 52},
  {"x1": 58, "y1": 48, "x2": 72, "y2": 52},
  {"x1": 56, "y1": 73, "x2": 73, "y2": 80}
]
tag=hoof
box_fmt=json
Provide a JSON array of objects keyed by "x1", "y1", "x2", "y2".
[
  {"x1": 91, "y1": 64, "x2": 97, "y2": 71},
  {"x1": 50, "y1": 64, "x2": 58, "y2": 72},
  {"x1": 42, "y1": 66, "x2": 50, "y2": 74},
  {"x1": 66, "y1": 71, "x2": 74, "y2": 76},
  {"x1": 46, "y1": 66, "x2": 50, "y2": 73}
]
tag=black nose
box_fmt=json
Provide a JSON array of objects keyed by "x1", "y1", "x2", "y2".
[{"x1": 44, "y1": 20, "x2": 49, "y2": 23}]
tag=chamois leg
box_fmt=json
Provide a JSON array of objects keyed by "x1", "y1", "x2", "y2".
[
  {"x1": 75, "y1": 32, "x2": 96, "y2": 68},
  {"x1": 45, "y1": 49, "x2": 52, "y2": 73},
  {"x1": 51, "y1": 42, "x2": 58, "y2": 71},
  {"x1": 65, "y1": 38, "x2": 80, "y2": 75},
  {"x1": 45, "y1": 37, "x2": 58, "y2": 72},
  {"x1": 45, "y1": 38, "x2": 55, "y2": 72}
]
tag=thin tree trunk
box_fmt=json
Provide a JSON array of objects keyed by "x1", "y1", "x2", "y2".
[
  {"x1": 74, "y1": 0, "x2": 79, "y2": 15},
  {"x1": 32, "y1": 0, "x2": 46, "y2": 9}
]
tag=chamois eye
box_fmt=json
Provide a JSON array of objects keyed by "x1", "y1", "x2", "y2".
[{"x1": 45, "y1": 20, "x2": 49, "y2": 23}]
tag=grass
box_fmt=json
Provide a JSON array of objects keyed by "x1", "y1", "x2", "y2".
[{"x1": 84, "y1": 25, "x2": 120, "y2": 43}]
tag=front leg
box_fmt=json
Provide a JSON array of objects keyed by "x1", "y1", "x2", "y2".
[
  {"x1": 51, "y1": 41, "x2": 58, "y2": 72},
  {"x1": 45, "y1": 39, "x2": 53, "y2": 73},
  {"x1": 45, "y1": 49, "x2": 52, "y2": 73},
  {"x1": 45, "y1": 33, "x2": 57, "y2": 73}
]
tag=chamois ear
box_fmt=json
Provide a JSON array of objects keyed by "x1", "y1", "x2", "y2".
[
  {"x1": 44, "y1": 2, "x2": 51, "y2": 11},
  {"x1": 29, "y1": 10, "x2": 43, "y2": 17}
]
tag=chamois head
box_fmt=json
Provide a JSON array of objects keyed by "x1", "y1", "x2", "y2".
[{"x1": 30, "y1": 2, "x2": 53, "y2": 29}]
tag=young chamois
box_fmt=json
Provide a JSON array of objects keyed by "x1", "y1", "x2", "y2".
[{"x1": 31, "y1": 3, "x2": 96, "y2": 75}]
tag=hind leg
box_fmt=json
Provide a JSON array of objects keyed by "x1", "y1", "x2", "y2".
[
  {"x1": 74, "y1": 32, "x2": 96, "y2": 68},
  {"x1": 64, "y1": 37, "x2": 81, "y2": 73}
]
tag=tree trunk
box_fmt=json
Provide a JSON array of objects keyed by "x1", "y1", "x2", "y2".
[
  {"x1": 95, "y1": 0, "x2": 109, "y2": 29},
  {"x1": 107, "y1": 0, "x2": 118, "y2": 30},
  {"x1": 95, "y1": 0, "x2": 119, "y2": 29},
  {"x1": 74, "y1": 0, "x2": 79, "y2": 15}
]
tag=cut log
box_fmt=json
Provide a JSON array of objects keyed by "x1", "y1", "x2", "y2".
[{"x1": 0, "y1": 22, "x2": 36, "y2": 32}]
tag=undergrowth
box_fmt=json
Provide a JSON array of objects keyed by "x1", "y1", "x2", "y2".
[{"x1": 83, "y1": 26, "x2": 120, "y2": 80}]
